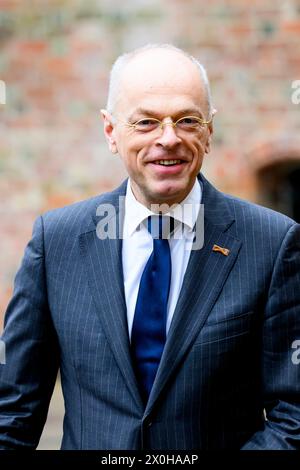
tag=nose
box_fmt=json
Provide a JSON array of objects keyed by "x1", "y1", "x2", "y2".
[{"x1": 155, "y1": 122, "x2": 182, "y2": 149}]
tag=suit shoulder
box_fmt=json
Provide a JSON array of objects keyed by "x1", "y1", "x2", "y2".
[
  {"x1": 223, "y1": 192, "x2": 296, "y2": 231},
  {"x1": 40, "y1": 189, "x2": 118, "y2": 239},
  {"x1": 42, "y1": 194, "x2": 100, "y2": 223}
]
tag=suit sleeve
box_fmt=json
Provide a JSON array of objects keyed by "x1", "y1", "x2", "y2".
[
  {"x1": 242, "y1": 223, "x2": 300, "y2": 449},
  {"x1": 0, "y1": 216, "x2": 60, "y2": 449}
]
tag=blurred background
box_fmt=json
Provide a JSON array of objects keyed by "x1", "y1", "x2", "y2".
[{"x1": 0, "y1": 0, "x2": 299, "y2": 449}]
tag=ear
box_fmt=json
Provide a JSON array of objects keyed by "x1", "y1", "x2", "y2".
[
  {"x1": 204, "y1": 121, "x2": 213, "y2": 154},
  {"x1": 100, "y1": 109, "x2": 118, "y2": 154},
  {"x1": 204, "y1": 108, "x2": 217, "y2": 154}
]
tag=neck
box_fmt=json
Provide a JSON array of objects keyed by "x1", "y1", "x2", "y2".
[{"x1": 130, "y1": 183, "x2": 195, "y2": 212}]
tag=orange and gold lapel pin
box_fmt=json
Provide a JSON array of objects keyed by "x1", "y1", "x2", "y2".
[{"x1": 212, "y1": 244, "x2": 230, "y2": 256}]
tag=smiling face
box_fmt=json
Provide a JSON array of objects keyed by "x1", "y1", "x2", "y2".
[{"x1": 102, "y1": 49, "x2": 213, "y2": 208}]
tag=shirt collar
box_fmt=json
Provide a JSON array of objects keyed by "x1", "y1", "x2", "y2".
[{"x1": 124, "y1": 178, "x2": 202, "y2": 237}]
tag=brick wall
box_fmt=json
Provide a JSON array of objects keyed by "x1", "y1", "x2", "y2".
[{"x1": 1, "y1": 0, "x2": 300, "y2": 326}]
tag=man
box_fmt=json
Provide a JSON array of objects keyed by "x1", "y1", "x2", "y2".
[{"x1": 0, "y1": 44, "x2": 300, "y2": 450}]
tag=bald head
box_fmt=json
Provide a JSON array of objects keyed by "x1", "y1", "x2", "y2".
[{"x1": 106, "y1": 44, "x2": 213, "y2": 118}]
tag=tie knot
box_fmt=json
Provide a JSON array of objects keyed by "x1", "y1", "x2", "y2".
[{"x1": 147, "y1": 214, "x2": 175, "y2": 239}]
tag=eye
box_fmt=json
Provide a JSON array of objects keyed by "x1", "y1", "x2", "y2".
[
  {"x1": 134, "y1": 118, "x2": 160, "y2": 132},
  {"x1": 176, "y1": 116, "x2": 202, "y2": 129}
]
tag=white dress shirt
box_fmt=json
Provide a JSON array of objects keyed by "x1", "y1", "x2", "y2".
[{"x1": 122, "y1": 178, "x2": 202, "y2": 340}]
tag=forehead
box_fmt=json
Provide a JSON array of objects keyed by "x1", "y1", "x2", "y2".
[{"x1": 116, "y1": 50, "x2": 207, "y2": 116}]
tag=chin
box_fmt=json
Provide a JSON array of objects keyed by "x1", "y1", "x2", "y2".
[{"x1": 151, "y1": 185, "x2": 184, "y2": 203}]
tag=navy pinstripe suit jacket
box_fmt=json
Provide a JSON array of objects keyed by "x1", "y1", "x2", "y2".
[{"x1": 0, "y1": 173, "x2": 300, "y2": 449}]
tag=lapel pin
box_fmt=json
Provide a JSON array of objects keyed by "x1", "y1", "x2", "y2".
[{"x1": 212, "y1": 244, "x2": 230, "y2": 256}]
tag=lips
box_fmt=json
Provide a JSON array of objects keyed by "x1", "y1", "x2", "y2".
[
  {"x1": 147, "y1": 158, "x2": 186, "y2": 176},
  {"x1": 148, "y1": 157, "x2": 186, "y2": 166},
  {"x1": 154, "y1": 159, "x2": 183, "y2": 166}
]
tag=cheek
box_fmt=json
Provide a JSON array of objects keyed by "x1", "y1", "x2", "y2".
[
  {"x1": 121, "y1": 144, "x2": 149, "y2": 177},
  {"x1": 187, "y1": 138, "x2": 206, "y2": 160},
  {"x1": 134, "y1": 145, "x2": 151, "y2": 167}
]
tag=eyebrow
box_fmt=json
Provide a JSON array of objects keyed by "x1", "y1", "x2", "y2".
[{"x1": 128, "y1": 107, "x2": 204, "y2": 121}]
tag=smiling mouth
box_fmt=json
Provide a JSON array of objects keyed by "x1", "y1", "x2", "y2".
[{"x1": 153, "y1": 159, "x2": 183, "y2": 166}]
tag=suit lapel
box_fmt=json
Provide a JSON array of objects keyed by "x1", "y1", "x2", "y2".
[
  {"x1": 79, "y1": 180, "x2": 144, "y2": 412},
  {"x1": 145, "y1": 175, "x2": 242, "y2": 417}
]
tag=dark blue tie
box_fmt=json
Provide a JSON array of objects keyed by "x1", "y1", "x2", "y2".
[{"x1": 131, "y1": 215, "x2": 172, "y2": 404}]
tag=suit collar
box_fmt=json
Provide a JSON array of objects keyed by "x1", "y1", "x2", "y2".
[
  {"x1": 87, "y1": 178, "x2": 128, "y2": 232},
  {"x1": 200, "y1": 173, "x2": 235, "y2": 231},
  {"x1": 87, "y1": 173, "x2": 235, "y2": 234}
]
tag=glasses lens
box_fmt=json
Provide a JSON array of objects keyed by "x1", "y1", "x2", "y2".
[
  {"x1": 176, "y1": 116, "x2": 204, "y2": 130},
  {"x1": 134, "y1": 118, "x2": 160, "y2": 132}
]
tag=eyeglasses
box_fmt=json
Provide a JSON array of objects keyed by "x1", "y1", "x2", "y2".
[{"x1": 114, "y1": 115, "x2": 212, "y2": 133}]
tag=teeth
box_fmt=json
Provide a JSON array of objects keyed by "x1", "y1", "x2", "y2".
[{"x1": 157, "y1": 159, "x2": 181, "y2": 166}]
